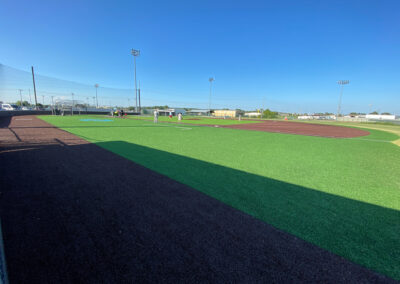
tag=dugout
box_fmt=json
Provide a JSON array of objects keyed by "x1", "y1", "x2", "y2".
[
  {"x1": 156, "y1": 108, "x2": 186, "y2": 116},
  {"x1": 186, "y1": 109, "x2": 211, "y2": 116}
]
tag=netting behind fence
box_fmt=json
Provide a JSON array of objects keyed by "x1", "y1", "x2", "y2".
[{"x1": 1, "y1": 64, "x2": 342, "y2": 114}]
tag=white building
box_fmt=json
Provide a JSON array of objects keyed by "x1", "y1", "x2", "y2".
[
  {"x1": 245, "y1": 112, "x2": 262, "y2": 117},
  {"x1": 298, "y1": 115, "x2": 336, "y2": 120},
  {"x1": 366, "y1": 114, "x2": 398, "y2": 120}
]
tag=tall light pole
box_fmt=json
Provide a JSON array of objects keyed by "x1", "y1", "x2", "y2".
[
  {"x1": 337, "y1": 80, "x2": 349, "y2": 120},
  {"x1": 92, "y1": 96, "x2": 96, "y2": 106},
  {"x1": 138, "y1": 80, "x2": 141, "y2": 112},
  {"x1": 31, "y1": 66, "x2": 38, "y2": 110},
  {"x1": 208, "y1": 77, "x2": 215, "y2": 116},
  {"x1": 51, "y1": 96, "x2": 54, "y2": 115},
  {"x1": 131, "y1": 49, "x2": 140, "y2": 112},
  {"x1": 94, "y1": 84, "x2": 99, "y2": 108},
  {"x1": 71, "y1": 93, "x2": 74, "y2": 115}
]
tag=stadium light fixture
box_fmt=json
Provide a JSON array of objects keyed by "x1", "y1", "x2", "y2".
[
  {"x1": 337, "y1": 80, "x2": 349, "y2": 120},
  {"x1": 209, "y1": 77, "x2": 215, "y2": 116},
  {"x1": 131, "y1": 49, "x2": 140, "y2": 112},
  {"x1": 94, "y1": 84, "x2": 99, "y2": 108}
]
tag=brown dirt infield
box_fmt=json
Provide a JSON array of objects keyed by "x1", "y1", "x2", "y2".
[
  {"x1": 0, "y1": 115, "x2": 393, "y2": 283},
  {"x1": 223, "y1": 120, "x2": 370, "y2": 138}
]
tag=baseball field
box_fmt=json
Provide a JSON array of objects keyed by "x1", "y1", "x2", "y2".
[{"x1": 1, "y1": 114, "x2": 399, "y2": 282}]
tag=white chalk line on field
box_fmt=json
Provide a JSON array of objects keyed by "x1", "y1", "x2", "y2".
[
  {"x1": 348, "y1": 138, "x2": 392, "y2": 143},
  {"x1": 143, "y1": 124, "x2": 192, "y2": 130}
]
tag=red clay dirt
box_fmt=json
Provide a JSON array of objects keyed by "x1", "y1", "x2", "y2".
[{"x1": 223, "y1": 120, "x2": 369, "y2": 138}]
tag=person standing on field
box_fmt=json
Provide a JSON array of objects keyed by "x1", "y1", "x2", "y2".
[
  {"x1": 154, "y1": 110, "x2": 158, "y2": 123},
  {"x1": 178, "y1": 113, "x2": 182, "y2": 121}
]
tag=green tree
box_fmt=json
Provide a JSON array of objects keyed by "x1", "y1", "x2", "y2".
[
  {"x1": 382, "y1": 112, "x2": 391, "y2": 115},
  {"x1": 235, "y1": 109, "x2": 245, "y2": 116},
  {"x1": 262, "y1": 109, "x2": 278, "y2": 119},
  {"x1": 370, "y1": 111, "x2": 379, "y2": 114},
  {"x1": 16, "y1": 100, "x2": 30, "y2": 106}
]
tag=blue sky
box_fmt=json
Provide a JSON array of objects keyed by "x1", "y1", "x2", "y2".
[{"x1": 1, "y1": 0, "x2": 399, "y2": 113}]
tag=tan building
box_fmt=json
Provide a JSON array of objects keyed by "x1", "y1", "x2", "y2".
[{"x1": 213, "y1": 110, "x2": 237, "y2": 118}]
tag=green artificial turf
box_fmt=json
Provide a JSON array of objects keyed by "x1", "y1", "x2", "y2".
[{"x1": 40, "y1": 115, "x2": 400, "y2": 280}]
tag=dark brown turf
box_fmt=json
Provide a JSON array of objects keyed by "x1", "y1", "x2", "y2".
[
  {"x1": 222, "y1": 120, "x2": 370, "y2": 138},
  {"x1": 0, "y1": 116, "x2": 395, "y2": 283}
]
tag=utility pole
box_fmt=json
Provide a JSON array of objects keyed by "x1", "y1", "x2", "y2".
[
  {"x1": 94, "y1": 84, "x2": 99, "y2": 108},
  {"x1": 337, "y1": 80, "x2": 349, "y2": 120},
  {"x1": 28, "y1": 88, "x2": 32, "y2": 105},
  {"x1": 208, "y1": 77, "x2": 215, "y2": 116},
  {"x1": 31, "y1": 66, "x2": 38, "y2": 110},
  {"x1": 18, "y1": 89, "x2": 23, "y2": 107},
  {"x1": 131, "y1": 49, "x2": 140, "y2": 113}
]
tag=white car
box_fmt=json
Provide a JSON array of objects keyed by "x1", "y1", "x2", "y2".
[{"x1": 0, "y1": 104, "x2": 19, "y2": 110}]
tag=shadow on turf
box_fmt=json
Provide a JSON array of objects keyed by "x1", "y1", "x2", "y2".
[
  {"x1": 96, "y1": 141, "x2": 400, "y2": 281},
  {"x1": 0, "y1": 140, "x2": 398, "y2": 282}
]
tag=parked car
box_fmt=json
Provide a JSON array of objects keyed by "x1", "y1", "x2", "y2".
[{"x1": 0, "y1": 104, "x2": 20, "y2": 110}]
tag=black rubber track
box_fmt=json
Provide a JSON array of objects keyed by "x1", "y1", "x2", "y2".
[{"x1": 0, "y1": 116, "x2": 396, "y2": 283}]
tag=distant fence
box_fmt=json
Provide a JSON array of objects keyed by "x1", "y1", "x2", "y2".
[
  {"x1": 337, "y1": 117, "x2": 369, "y2": 122},
  {"x1": 0, "y1": 110, "x2": 52, "y2": 117},
  {"x1": 0, "y1": 110, "x2": 141, "y2": 117},
  {"x1": 336, "y1": 117, "x2": 400, "y2": 125}
]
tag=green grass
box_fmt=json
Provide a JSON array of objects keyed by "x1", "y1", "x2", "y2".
[
  {"x1": 40, "y1": 115, "x2": 400, "y2": 280},
  {"x1": 129, "y1": 115, "x2": 262, "y2": 125}
]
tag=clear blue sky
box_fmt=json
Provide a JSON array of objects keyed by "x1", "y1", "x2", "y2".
[{"x1": 1, "y1": 0, "x2": 399, "y2": 113}]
